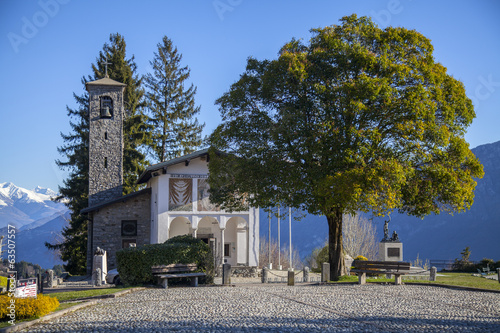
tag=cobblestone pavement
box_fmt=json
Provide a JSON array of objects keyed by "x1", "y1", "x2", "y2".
[{"x1": 23, "y1": 284, "x2": 500, "y2": 332}]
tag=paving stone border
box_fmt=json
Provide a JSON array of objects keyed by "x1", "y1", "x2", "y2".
[{"x1": 0, "y1": 288, "x2": 145, "y2": 333}]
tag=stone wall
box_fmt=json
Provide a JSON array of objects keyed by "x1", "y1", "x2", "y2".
[
  {"x1": 87, "y1": 84, "x2": 124, "y2": 207},
  {"x1": 88, "y1": 190, "x2": 151, "y2": 271}
]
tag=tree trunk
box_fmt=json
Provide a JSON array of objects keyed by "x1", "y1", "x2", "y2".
[{"x1": 328, "y1": 208, "x2": 346, "y2": 281}]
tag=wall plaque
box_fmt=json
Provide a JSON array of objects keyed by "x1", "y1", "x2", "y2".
[{"x1": 387, "y1": 247, "x2": 400, "y2": 257}]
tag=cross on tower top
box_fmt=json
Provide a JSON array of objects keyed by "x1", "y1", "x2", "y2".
[{"x1": 101, "y1": 56, "x2": 111, "y2": 78}]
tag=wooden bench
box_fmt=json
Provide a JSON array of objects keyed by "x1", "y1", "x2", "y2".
[
  {"x1": 152, "y1": 263, "x2": 206, "y2": 289},
  {"x1": 351, "y1": 260, "x2": 411, "y2": 285}
]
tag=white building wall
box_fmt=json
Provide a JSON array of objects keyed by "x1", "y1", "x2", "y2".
[{"x1": 148, "y1": 155, "x2": 259, "y2": 267}]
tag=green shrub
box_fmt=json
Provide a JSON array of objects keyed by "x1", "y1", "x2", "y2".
[
  {"x1": 0, "y1": 294, "x2": 59, "y2": 320},
  {"x1": 354, "y1": 255, "x2": 368, "y2": 261},
  {"x1": 116, "y1": 235, "x2": 214, "y2": 286}
]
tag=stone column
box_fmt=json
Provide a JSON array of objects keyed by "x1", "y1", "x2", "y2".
[
  {"x1": 220, "y1": 228, "x2": 225, "y2": 267},
  {"x1": 321, "y1": 263, "x2": 330, "y2": 282},
  {"x1": 262, "y1": 267, "x2": 269, "y2": 283},
  {"x1": 303, "y1": 266, "x2": 310, "y2": 283},
  {"x1": 430, "y1": 267, "x2": 437, "y2": 281},
  {"x1": 94, "y1": 268, "x2": 102, "y2": 286},
  {"x1": 192, "y1": 228, "x2": 197, "y2": 238}
]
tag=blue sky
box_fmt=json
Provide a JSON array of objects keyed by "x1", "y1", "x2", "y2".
[{"x1": 1, "y1": 0, "x2": 499, "y2": 192}]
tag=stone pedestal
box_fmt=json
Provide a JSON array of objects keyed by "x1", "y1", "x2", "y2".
[
  {"x1": 92, "y1": 250, "x2": 107, "y2": 286},
  {"x1": 379, "y1": 241, "x2": 403, "y2": 261}
]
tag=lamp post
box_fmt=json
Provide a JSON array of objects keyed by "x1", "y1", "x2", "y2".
[
  {"x1": 268, "y1": 211, "x2": 272, "y2": 269},
  {"x1": 289, "y1": 206, "x2": 292, "y2": 270},
  {"x1": 278, "y1": 206, "x2": 281, "y2": 270}
]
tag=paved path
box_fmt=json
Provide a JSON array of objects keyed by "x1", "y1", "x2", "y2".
[{"x1": 24, "y1": 284, "x2": 500, "y2": 332}]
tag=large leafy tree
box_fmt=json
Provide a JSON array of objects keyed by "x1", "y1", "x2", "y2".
[
  {"x1": 46, "y1": 33, "x2": 149, "y2": 273},
  {"x1": 145, "y1": 36, "x2": 204, "y2": 162},
  {"x1": 208, "y1": 15, "x2": 484, "y2": 280}
]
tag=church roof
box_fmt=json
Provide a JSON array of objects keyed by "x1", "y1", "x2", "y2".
[
  {"x1": 85, "y1": 77, "x2": 127, "y2": 89},
  {"x1": 137, "y1": 148, "x2": 213, "y2": 184},
  {"x1": 81, "y1": 188, "x2": 151, "y2": 214}
]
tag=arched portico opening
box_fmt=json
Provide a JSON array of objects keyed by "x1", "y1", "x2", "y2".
[
  {"x1": 169, "y1": 216, "x2": 191, "y2": 238},
  {"x1": 225, "y1": 217, "x2": 248, "y2": 266}
]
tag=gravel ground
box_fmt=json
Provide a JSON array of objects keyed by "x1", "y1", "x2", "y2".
[{"x1": 23, "y1": 284, "x2": 500, "y2": 332}]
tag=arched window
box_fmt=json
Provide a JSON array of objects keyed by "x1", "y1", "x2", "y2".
[{"x1": 100, "y1": 96, "x2": 113, "y2": 118}]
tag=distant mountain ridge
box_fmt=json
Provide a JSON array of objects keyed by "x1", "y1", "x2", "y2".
[
  {"x1": 261, "y1": 140, "x2": 500, "y2": 263},
  {"x1": 0, "y1": 182, "x2": 67, "y2": 229}
]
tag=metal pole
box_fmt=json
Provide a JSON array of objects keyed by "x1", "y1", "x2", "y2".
[
  {"x1": 289, "y1": 206, "x2": 292, "y2": 269},
  {"x1": 268, "y1": 211, "x2": 271, "y2": 267},
  {"x1": 278, "y1": 207, "x2": 281, "y2": 269}
]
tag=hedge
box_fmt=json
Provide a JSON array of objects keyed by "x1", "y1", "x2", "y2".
[
  {"x1": 116, "y1": 235, "x2": 214, "y2": 285},
  {"x1": 0, "y1": 294, "x2": 59, "y2": 321}
]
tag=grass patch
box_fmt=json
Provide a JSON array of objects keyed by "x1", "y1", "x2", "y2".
[
  {"x1": 49, "y1": 286, "x2": 135, "y2": 302},
  {"x1": 54, "y1": 302, "x2": 82, "y2": 311},
  {"x1": 333, "y1": 272, "x2": 500, "y2": 291},
  {"x1": 412, "y1": 272, "x2": 500, "y2": 291}
]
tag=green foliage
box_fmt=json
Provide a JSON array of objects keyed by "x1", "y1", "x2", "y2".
[
  {"x1": 116, "y1": 235, "x2": 214, "y2": 285},
  {"x1": 452, "y1": 246, "x2": 474, "y2": 271},
  {"x1": 145, "y1": 36, "x2": 204, "y2": 163},
  {"x1": 208, "y1": 14, "x2": 483, "y2": 280},
  {"x1": 0, "y1": 294, "x2": 59, "y2": 320},
  {"x1": 315, "y1": 245, "x2": 328, "y2": 271}
]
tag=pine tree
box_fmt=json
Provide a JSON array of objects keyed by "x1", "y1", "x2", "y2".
[
  {"x1": 145, "y1": 36, "x2": 204, "y2": 162},
  {"x1": 46, "y1": 34, "x2": 149, "y2": 274},
  {"x1": 45, "y1": 89, "x2": 89, "y2": 274}
]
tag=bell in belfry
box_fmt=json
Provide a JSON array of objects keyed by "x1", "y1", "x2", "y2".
[{"x1": 101, "y1": 105, "x2": 112, "y2": 118}]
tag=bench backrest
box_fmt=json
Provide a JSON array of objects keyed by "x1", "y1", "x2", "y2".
[
  {"x1": 152, "y1": 263, "x2": 198, "y2": 274},
  {"x1": 353, "y1": 260, "x2": 410, "y2": 271}
]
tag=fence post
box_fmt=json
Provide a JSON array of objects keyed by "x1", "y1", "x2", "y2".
[
  {"x1": 262, "y1": 267, "x2": 268, "y2": 283},
  {"x1": 497, "y1": 268, "x2": 500, "y2": 284},
  {"x1": 321, "y1": 263, "x2": 330, "y2": 282},
  {"x1": 288, "y1": 269, "x2": 295, "y2": 286},
  {"x1": 430, "y1": 267, "x2": 437, "y2": 281},
  {"x1": 303, "y1": 266, "x2": 310, "y2": 282}
]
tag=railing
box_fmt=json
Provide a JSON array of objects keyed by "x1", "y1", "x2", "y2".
[{"x1": 429, "y1": 260, "x2": 479, "y2": 271}]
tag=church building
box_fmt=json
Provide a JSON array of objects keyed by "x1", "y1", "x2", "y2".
[{"x1": 81, "y1": 76, "x2": 259, "y2": 273}]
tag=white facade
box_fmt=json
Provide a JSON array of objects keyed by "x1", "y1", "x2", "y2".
[{"x1": 143, "y1": 151, "x2": 259, "y2": 267}]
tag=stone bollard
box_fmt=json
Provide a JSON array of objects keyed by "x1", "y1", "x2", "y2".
[
  {"x1": 303, "y1": 266, "x2": 310, "y2": 283},
  {"x1": 37, "y1": 273, "x2": 43, "y2": 294},
  {"x1": 262, "y1": 267, "x2": 269, "y2": 283},
  {"x1": 497, "y1": 268, "x2": 500, "y2": 284},
  {"x1": 322, "y1": 263, "x2": 330, "y2": 282},
  {"x1": 95, "y1": 268, "x2": 102, "y2": 286},
  {"x1": 430, "y1": 266, "x2": 437, "y2": 282},
  {"x1": 47, "y1": 270, "x2": 55, "y2": 288},
  {"x1": 222, "y1": 263, "x2": 231, "y2": 285},
  {"x1": 288, "y1": 269, "x2": 295, "y2": 286}
]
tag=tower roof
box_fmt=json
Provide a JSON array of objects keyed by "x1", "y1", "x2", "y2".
[{"x1": 85, "y1": 77, "x2": 126, "y2": 89}]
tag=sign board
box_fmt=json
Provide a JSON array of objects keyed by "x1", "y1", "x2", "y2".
[{"x1": 15, "y1": 278, "x2": 37, "y2": 298}]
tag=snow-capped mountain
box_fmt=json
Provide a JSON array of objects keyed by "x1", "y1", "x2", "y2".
[{"x1": 0, "y1": 182, "x2": 68, "y2": 229}]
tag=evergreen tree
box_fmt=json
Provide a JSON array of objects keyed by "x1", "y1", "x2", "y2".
[
  {"x1": 46, "y1": 33, "x2": 149, "y2": 274},
  {"x1": 145, "y1": 36, "x2": 204, "y2": 162},
  {"x1": 45, "y1": 89, "x2": 89, "y2": 275}
]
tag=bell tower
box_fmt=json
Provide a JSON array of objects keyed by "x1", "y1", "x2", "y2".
[{"x1": 86, "y1": 76, "x2": 126, "y2": 206}]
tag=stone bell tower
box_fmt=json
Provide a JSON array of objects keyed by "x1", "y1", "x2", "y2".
[{"x1": 85, "y1": 76, "x2": 126, "y2": 206}]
